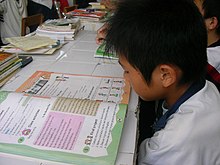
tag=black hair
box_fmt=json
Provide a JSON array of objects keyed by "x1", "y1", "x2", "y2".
[
  {"x1": 203, "y1": 0, "x2": 220, "y2": 35},
  {"x1": 105, "y1": 0, "x2": 207, "y2": 85}
]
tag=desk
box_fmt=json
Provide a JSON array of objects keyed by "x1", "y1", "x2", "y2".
[{"x1": 0, "y1": 30, "x2": 139, "y2": 165}]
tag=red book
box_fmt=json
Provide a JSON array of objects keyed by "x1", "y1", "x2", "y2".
[{"x1": 67, "y1": 9, "x2": 106, "y2": 19}]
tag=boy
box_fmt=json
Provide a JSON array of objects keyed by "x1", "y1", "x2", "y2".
[
  {"x1": 195, "y1": 0, "x2": 220, "y2": 91},
  {"x1": 104, "y1": 0, "x2": 220, "y2": 164}
]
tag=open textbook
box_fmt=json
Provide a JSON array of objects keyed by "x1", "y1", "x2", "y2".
[{"x1": 0, "y1": 71, "x2": 130, "y2": 165}]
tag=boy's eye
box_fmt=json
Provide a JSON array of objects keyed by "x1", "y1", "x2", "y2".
[{"x1": 124, "y1": 71, "x2": 129, "y2": 74}]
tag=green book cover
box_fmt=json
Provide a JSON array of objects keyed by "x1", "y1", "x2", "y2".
[{"x1": 94, "y1": 43, "x2": 118, "y2": 60}]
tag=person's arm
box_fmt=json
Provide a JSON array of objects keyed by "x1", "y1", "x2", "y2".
[
  {"x1": 95, "y1": 0, "x2": 118, "y2": 45},
  {"x1": 100, "y1": 0, "x2": 117, "y2": 12},
  {"x1": 96, "y1": 23, "x2": 108, "y2": 45}
]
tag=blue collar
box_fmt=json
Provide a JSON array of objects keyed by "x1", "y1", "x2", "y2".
[{"x1": 153, "y1": 79, "x2": 206, "y2": 132}]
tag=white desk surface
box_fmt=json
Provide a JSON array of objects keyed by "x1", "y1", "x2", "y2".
[{"x1": 0, "y1": 30, "x2": 139, "y2": 165}]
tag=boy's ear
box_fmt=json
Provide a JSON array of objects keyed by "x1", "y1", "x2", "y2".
[
  {"x1": 159, "y1": 64, "x2": 177, "y2": 88},
  {"x1": 206, "y1": 17, "x2": 218, "y2": 31}
]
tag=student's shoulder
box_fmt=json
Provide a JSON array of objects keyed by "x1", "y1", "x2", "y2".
[
  {"x1": 184, "y1": 80, "x2": 220, "y2": 110},
  {"x1": 207, "y1": 46, "x2": 220, "y2": 72},
  {"x1": 164, "y1": 81, "x2": 220, "y2": 137}
]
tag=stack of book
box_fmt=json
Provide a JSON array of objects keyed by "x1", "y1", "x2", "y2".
[
  {"x1": 67, "y1": 9, "x2": 106, "y2": 22},
  {"x1": 0, "y1": 52, "x2": 22, "y2": 87},
  {"x1": 88, "y1": 2, "x2": 106, "y2": 10},
  {"x1": 36, "y1": 18, "x2": 81, "y2": 41}
]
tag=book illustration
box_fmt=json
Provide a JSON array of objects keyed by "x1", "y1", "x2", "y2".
[
  {"x1": 15, "y1": 71, "x2": 130, "y2": 104},
  {"x1": 94, "y1": 42, "x2": 118, "y2": 60}
]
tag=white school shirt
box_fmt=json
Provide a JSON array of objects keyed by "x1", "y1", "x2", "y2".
[
  {"x1": 138, "y1": 81, "x2": 220, "y2": 165},
  {"x1": 0, "y1": 0, "x2": 28, "y2": 44},
  {"x1": 207, "y1": 46, "x2": 220, "y2": 72},
  {"x1": 31, "y1": 0, "x2": 53, "y2": 9}
]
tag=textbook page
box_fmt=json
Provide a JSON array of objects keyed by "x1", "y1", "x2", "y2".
[
  {"x1": 15, "y1": 71, "x2": 130, "y2": 104},
  {"x1": 0, "y1": 91, "x2": 127, "y2": 165}
]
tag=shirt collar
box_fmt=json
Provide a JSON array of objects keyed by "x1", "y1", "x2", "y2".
[{"x1": 153, "y1": 79, "x2": 206, "y2": 132}]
